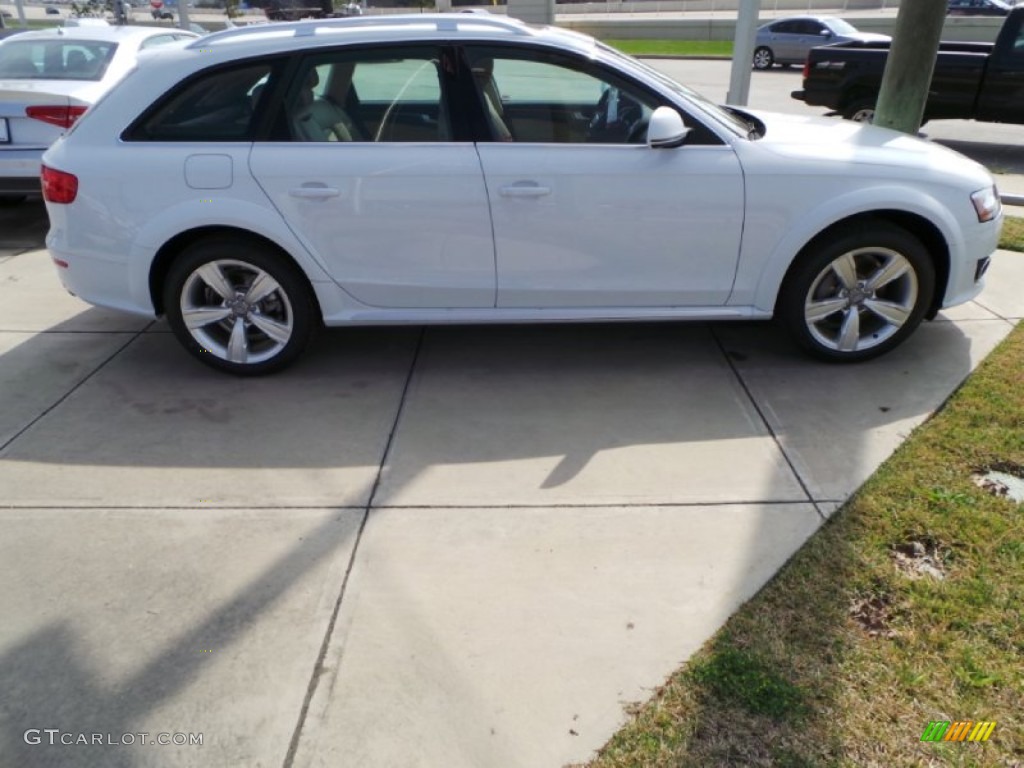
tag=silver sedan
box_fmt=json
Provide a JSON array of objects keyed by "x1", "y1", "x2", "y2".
[{"x1": 753, "y1": 16, "x2": 890, "y2": 70}]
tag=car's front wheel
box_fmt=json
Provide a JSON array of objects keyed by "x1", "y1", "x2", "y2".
[
  {"x1": 753, "y1": 46, "x2": 774, "y2": 70},
  {"x1": 778, "y1": 222, "x2": 935, "y2": 362},
  {"x1": 164, "y1": 238, "x2": 316, "y2": 375}
]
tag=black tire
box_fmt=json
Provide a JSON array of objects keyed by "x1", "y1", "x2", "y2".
[
  {"x1": 842, "y1": 98, "x2": 876, "y2": 123},
  {"x1": 752, "y1": 47, "x2": 774, "y2": 70},
  {"x1": 163, "y1": 237, "x2": 317, "y2": 375},
  {"x1": 778, "y1": 221, "x2": 936, "y2": 362}
]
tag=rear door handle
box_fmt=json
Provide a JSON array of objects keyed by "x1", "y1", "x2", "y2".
[
  {"x1": 289, "y1": 186, "x2": 340, "y2": 199},
  {"x1": 499, "y1": 182, "x2": 551, "y2": 199}
]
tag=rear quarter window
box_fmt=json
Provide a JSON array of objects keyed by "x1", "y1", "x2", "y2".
[{"x1": 125, "y1": 61, "x2": 274, "y2": 142}]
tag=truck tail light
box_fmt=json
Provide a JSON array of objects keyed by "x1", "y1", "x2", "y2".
[
  {"x1": 26, "y1": 105, "x2": 88, "y2": 129},
  {"x1": 802, "y1": 59, "x2": 810, "y2": 80},
  {"x1": 41, "y1": 165, "x2": 78, "y2": 204}
]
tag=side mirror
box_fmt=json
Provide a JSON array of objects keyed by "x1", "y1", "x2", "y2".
[
  {"x1": 647, "y1": 106, "x2": 691, "y2": 149},
  {"x1": 821, "y1": 30, "x2": 833, "y2": 36}
]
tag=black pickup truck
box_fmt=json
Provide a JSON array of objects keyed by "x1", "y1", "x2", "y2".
[{"x1": 792, "y1": 7, "x2": 1024, "y2": 124}]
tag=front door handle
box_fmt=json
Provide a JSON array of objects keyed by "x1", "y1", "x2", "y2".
[{"x1": 499, "y1": 182, "x2": 551, "y2": 199}]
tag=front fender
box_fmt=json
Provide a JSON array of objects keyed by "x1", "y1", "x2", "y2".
[{"x1": 738, "y1": 184, "x2": 964, "y2": 313}]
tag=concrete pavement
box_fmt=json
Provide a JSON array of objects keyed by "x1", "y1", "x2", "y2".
[{"x1": 1, "y1": 199, "x2": 1021, "y2": 767}]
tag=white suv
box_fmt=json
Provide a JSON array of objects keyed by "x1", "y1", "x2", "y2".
[{"x1": 41, "y1": 15, "x2": 1002, "y2": 374}]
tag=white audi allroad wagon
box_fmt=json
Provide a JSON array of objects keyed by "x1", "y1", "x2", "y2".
[{"x1": 40, "y1": 15, "x2": 1002, "y2": 374}]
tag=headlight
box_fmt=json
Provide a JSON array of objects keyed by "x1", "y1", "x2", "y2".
[{"x1": 971, "y1": 186, "x2": 1001, "y2": 223}]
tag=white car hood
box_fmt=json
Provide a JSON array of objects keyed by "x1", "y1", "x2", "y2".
[{"x1": 742, "y1": 109, "x2": 992, "y2": 187}]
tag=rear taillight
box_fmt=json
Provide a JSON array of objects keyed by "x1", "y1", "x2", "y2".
[
  {"x1": 802, "y1": 60, "x2": 810, "y2": 80},
  {"x1": 41, "y1": 165, "x2": 78, "y2": 204},
  {"x1": 25, "y1": 105, "x2": 88, "y2": 129}
]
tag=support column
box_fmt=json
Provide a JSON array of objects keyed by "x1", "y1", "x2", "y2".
[
  {"x1": 874, "y1": 0, "x2": 947, "y2": 134},
  {"x1": 13, "y1": 0, "x2": 29, "y2": 27},
  {"x1": 726, "y1": 0, "x2": 760, "y2": 106}
]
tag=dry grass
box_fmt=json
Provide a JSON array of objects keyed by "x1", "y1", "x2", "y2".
[{"x1": 1000, "y1": 216, "x2": 1024, "y2": 253}]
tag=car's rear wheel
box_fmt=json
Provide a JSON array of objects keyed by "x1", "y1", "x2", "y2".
[
  {"x1": 164, "y1": 238, "x2": 316, "y2": 375},
  {"x1": 843, "y1": 98, "x2": 876, "y2": 122},
  {"x1": 778, "y1": 222, "x2": 935, "y2": 362},
  {"x1": 753, "y1": 47, "x2": 774, "y2": 70}
]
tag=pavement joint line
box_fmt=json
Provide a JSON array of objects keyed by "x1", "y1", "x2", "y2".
[
  {"x1": 709, "y1": 325, "x2": 822, "y2": 518},
  {"x1": 0, "y1": 501, "x2": 819, "y2": 514},
  {"x1": 281, "y1": 326, "x2": 426, "y2": 768},
  {"x1": 365, "y1": 499, "x2": 817, "y2": 509},
  {"x1": 969, "y1": 299, "x2": 1018, "y2": 325},
  {"x1": 814, "y1": 501, "x2": 840, "y2": 518},
  {"x1": 0, "y1": 322, "x2": 154, "y2": 455}
]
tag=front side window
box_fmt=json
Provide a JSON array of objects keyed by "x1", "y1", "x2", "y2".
[
  {"x1": 282, "y1": 47, "x2": 450, "y2": 143},
  {"x1": 0, "y1": 40, "x2": 116, "y2": 81},
  {"x1": 464, "y1": 47, "x2": 657, "y2": 144}
]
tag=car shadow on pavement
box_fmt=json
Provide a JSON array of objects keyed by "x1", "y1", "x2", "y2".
[{"x1": 0, "y1": 314, "x2": 980, "y2": 510}]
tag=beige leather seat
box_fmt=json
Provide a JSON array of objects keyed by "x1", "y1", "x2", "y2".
[
  {"x1": 472, "y1": 59, "x2": 512, "y2": 141},
  {"x1": 291, "y1": 70, "x2": 363, "y2": 142}
]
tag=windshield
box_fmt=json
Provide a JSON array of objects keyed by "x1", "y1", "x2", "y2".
[
  {"x1": 595, "y1": 41, "x2": 754, "y2": 137},
  {"x1": 0, "y1": 39, "x2": 117, "y2": 81},
  {"x1": 826, "y1": 18, "x2": 859, "y2": 35}
]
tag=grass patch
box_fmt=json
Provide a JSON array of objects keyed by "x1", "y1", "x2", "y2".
[
  {"x1": 1000, "y1": 216, "x2": 1024, "y2": 253},
  {"x1": 603, "y1": 39, "x2": 733, "y2": 57},
  {"x1": 585, "y1": 323, "x2": 1024, "y2": 766}
]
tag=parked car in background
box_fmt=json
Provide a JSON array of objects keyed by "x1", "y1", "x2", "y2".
[
  {"x1": 947, "y1": 0, "x2": 1013, "y2": 15},
  {"x1": 152, "y1": 7, "x2": 175, "y2": 19},
  {"x1": 46, "y1": 6, "x2": 62, "y2": 14},
  {"x1": 794, "y1": 7, "x2": 1024, "y2": 123},
  {"x1": 753, "y1": 16, "x2": 890, "y2": 69},
  {"x1": 0, "y1": 25, "x2": 198, "y2": 203},
  {"x1": 40, "y1": 15, "x2": 1001, "y2": 374}
]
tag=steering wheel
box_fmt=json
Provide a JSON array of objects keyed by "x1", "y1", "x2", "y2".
[{"x1": 586, "y1": 87, "x2": 645, "y2": 144}]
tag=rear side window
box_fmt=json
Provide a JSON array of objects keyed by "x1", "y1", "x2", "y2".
[
  {"x1": 279, "y1": 46, "x2": 451, "y2": 143},
  {"x1": 770, "y1": 21, "x2": 799, "y2": 34},
  {"x1": 0, "y1": 39, "x2": 117, "y2": 81},
  {"x1": 127, "y1": 62, "x2": 273, "y2": 141}
]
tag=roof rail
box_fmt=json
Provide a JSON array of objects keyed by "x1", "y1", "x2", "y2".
[{"x1": 189, "y1": 13, "x2": 533, "y2": 49}]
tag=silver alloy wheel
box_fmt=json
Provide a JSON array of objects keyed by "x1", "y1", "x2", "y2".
[
  {"x1": 179, "y1": 259, "x2": 294, "y2": 366},
  {"x1": 753, "y1": 48, "x2": 773, "y2": 69},
  {"x1": 849, "y1": 107, "x2": 875, "y2": 123},
  {"x1": 803, "y1": 247, "x2": 919, "y2": 353}
]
